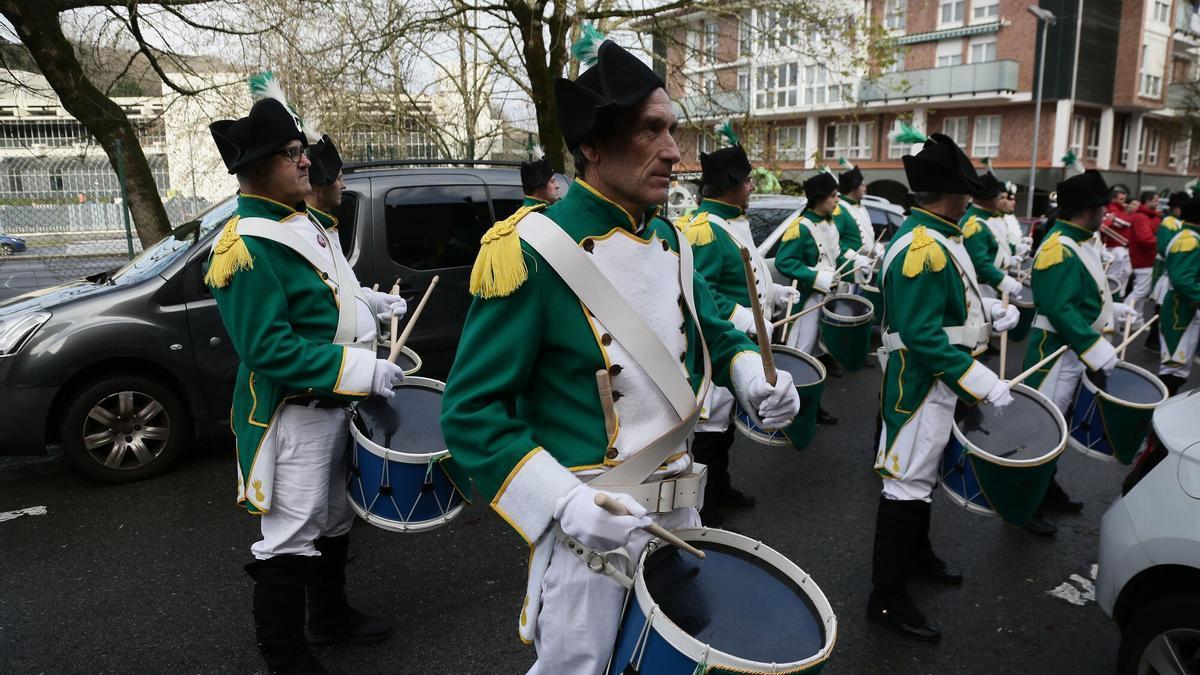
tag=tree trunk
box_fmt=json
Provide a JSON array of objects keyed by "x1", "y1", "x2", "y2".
[
  {"x1": 1, "y1": 1, "x2": 172, "y2": 249},
  {"x1": 510, "y1": 0, "x2": 571, "y2": 173}
]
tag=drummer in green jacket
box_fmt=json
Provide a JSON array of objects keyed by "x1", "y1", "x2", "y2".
[
  {"x1": 206, "y1": 79, "x2": 405, "y2": 672},
  {"x1": 439, "y1": 28, "x2": 799, "y2": 673},
  {"x1": 960, "y1": 171, "x2": 1023, "y2": 299},
  {"x1": 1158, "y1": 197, "x2": 1200, "y2": 395},
  {"x1": 870, "y1": 128, "x2": 1019, "y2": 643},
  {"x1": 1145, "y1": 192, "x2": 1189, "y2": 351},
  {"x1": 520, "y1": 153, "x2": 560, "y2": 209},
  {"x1": 680, "y1": 120, "x2": 801, "y2": 520},
  {"x1": 1021, "y1": 170, "x2": 1141, "y2": 535}
]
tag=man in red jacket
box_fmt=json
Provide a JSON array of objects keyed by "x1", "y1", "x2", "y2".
[
  {"x1": 1126, "y1": 191, "x2": 1162, "y2": 318},
  {"x1": 1105, "y1": 187, "x2": 1133, "y2": 296}
]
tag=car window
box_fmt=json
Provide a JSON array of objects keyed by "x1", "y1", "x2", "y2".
[
  {"x1": 490, "y1": 184, "x2": 524, "y2": 223},
  {"x1": 747, "y1": 208, "x2": 796, "y2": 247},
  {"x1": 333, "y1": 191, "x2": 358, "y2": 254},
  {"x1": 384, "y1": 185, "x2": 492, "y2": 270},
  {"x1": 868, "y1": 206, "x2": 890, "y2": 226},
  {"x1": 110, "y1": 197, "x2": 236, "y2": 285}
]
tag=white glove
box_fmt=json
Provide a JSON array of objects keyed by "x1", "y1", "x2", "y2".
[
  {"x1": 730, "y1": 305, "x2": 757, "y2": 336},
  {"x1": 772, "y1": 283, "x2": 801, "y2": 310},
  {"x1": 1101, "y1": 249, "x2": 1115, "y2": 265},
  {"x1": 854, "y1": 265, "x2": 873, "y2": 285},
  {"x1": 984, "y1": 297, "x2": 1020, "y2": 333},
  {"x1": 1099, "y1": 351, "x2": 1118, "y2": 375},
  {"x1": 1113, "y1": 302, "x2": 1144, "y2": 328},
  {"x1": 873, "y1": 241, "x2": 886, "y2": 257},
  {"x1": 852, "y1": 253, "x2": 871, "y2": 271},
  {"x1": 554, "y1": 484, "x2": 651, "y2": 552},
  {"x1": 985, "y1": 380, "x2": 1013, "y2": 408},
  {"x1": 814, "y1": 270, "x2": 835, "y2": 293},
  {"x1": 1016, "y1": 241, "x2": 1032, "y2": 257},
  {"x1": 1004, "y1": 255, "x2": 1023, "y2": 269},
  {"x1": 365, "y1": 288, "x2": 408, "y2": 323},
  {"x1": 997, "y1": 275, "x2": 1022, "y2": 297},
  {"x1": 732, "y1": 354, "x2": 801, "y2": 428},
  {"x1": 370, "y1": 359, "x2": 406, "y2": 398}
]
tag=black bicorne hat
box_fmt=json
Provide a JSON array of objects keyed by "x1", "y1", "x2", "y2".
[
  {"x1": 838, "y1": 166, "x2": 863, "y2": 193},
  {"x1": 901, "y1": 133, "x2": 984, "y2": 194},
  {"x1": 555, "y1": 40, "x2": 665, "y2": 150},
  {"x1": 520, "y1": 156, "x2": 555, "y2": 193},
  {"x1": 803, "y1": 172, "x2": 839, "y2": 203},
  {"x1": 210, "y1": 98, "x2": 307, "y2": 174},
  {"x1": 972, "y1": 171, "x2": 1005, "y2": 200},
  {"x1": 308, "y1": 135, "x2": 343, "y2": 186},
  {"x1": 700, "y1": 145, "x2": 752, "y2": 192},
  {"x1": 1179, "y1": 197, "x2": 1200, "y2": 223},
  {"x1": 1168, "y1": 191, "x2": 1190, "y2": 208},
  {"x1": 1055, "y1": 170, "x2": 1110, "y2": 212}
]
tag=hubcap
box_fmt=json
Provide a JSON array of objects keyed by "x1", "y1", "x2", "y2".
[
  {"x1": 82, "y1": 390, "x2": 171, "y2": 471},
  {"x1": 1139, "y1": 627, "x2": 1200, "y2": 675}
]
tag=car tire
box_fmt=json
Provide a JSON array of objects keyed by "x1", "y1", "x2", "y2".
[
  {"x1": 0, "y1": 244, "x2": 13, "y2": 256},
  {"x1": 60, "y1": 375, "x2": 186, "y2": 483},
  {"x1": 1118, "y1": 594, "x2": 1200, "y2": 675}
]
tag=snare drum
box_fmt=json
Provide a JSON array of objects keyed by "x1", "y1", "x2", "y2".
[
  {"x1": 857, "y1": 283, "x2": 883, "y2": 326},
  {"x1": 1068, "y1": 361, "x2": 1167, "y2": 464},
  {"x1": 818, "y1": 294, "x2": 874, "y2": 373},
  {"x1": 1007, "y1": 282, "x2": 1036, "y2": 343},
  {"x1": 348, "y1": 377, "x2": 465, "y2": 533},
  {"x1": 608, "y1": 528, "x2": 836, "y2": 675},
  {"x1": 1107, "y1": 276, "x2": 1124, "y2": 302},
  {"x1": 940, "y1": 384, "x2": 1067, "y2": 527},
  {"x1": 374, "y1": 341, "x2": 423, "y2": 376},
  {"x1": 733, "y1": 347, "x2": 826, "y2": 450}
]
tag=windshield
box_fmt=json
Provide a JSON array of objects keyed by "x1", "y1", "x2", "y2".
[
  {"x1": 747, "y1": 207, "x2": 797, "y2": 247},
  {"x1": 108, "y1": 197, "x2": 237, "y2": 284}
]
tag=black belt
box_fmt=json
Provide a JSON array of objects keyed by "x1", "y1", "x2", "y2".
[{"x1": 287, "y1": 395, "x2": 348, "y2": 409}]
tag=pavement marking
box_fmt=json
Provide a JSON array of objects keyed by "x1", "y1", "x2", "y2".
[
  {"x1": 1046, "y1": 563, "x2": 1098, "y2": 606},
  {"x1": 0, "y1": 505, "x2": 47, "y2": 523}
]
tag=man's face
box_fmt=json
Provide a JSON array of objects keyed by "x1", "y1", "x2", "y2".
[
  {"x1": 811, "y1": 193, "x2": 839, "y2": 215},
  {"x1": 849, "y1": 184, "x2": 867, "y2": 201},
  {"x1": 1079, "y1": 205, "x2": 1106, "y2": 230},
  {"x1": 946, "y1": 193, "x2": 971, "y2": 220},
  {"x1": 731, "y1": 174, "x2": 754, "y2": 210},
  {"x1": 1113, "y1": 191, "x2": 1127, "y2": 206},
  {"x1": 311, "y1": 172, "x2": 345, "y2": 211},
  {"x1": 586, "y1": 88, "x2": 681, "y2": 212},
  {"x1": 262, "y1": 140, "x2": 311, "y2": 205}
]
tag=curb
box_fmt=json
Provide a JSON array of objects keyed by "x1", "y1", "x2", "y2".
[{"x1": 0, "y1": 447, "x2": 67, "y2": 483}]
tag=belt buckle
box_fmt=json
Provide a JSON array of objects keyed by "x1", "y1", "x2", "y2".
[{"x1": 656, "y1": 479, "x2": 677, "y2": 512}]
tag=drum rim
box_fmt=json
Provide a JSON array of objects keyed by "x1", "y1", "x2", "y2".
[
  {"x1": 770, "y1": 344, "x2": 827, "y2": 389},
  {"x1": 350, "y1": 376, "x2": 450, "y2": 463},
  {"x1": 345, "y1": 494, "x2": 464, "y2": 533},
  {"x1": 627, "y1": 527, "x2": 837, "y2": 671},
  {"x1": 1080, "y1": 360, "x2": 1168, "y2": 409},
  {"x1": 820, "y1": 293, "x2": 875, "y2": 326},
  {"x1": 732, "y1": 346, "x2": 824, "y2": 447},
  {"x1": 951, "y1": 383, "x2": 1067, "y2": 467},
  {"x1": 374, "y1": 342, "x2": 423, "y2": 377}
]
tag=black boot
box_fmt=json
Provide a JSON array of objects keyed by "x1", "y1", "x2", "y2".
[
  {"x1": 306, "y1": 535, "x2": 393, "y2": 645},
  {"x1": 1023, "y1": 509, "x2": 1058, "y2": 537},
  {"x1": 867, "y1": 497, "x2": 942, "y2": 642},
  {"x1": 912, "y1": 501, "x2": 962, "y2": 585},
  {"x1": 818, "y1": 353, "x2": 843, "y2": 378},
  {"x1": 246, "y1": 556, "x2": 329, "y2": 674},
  {"x1": 1142, "y1": 318, "x2": 1160, "y2": 353},
  {"x1": 817, "y1": 407, "x2": 839, "y2": 425},
  {"x1": 1042, "y1": 478, "x2": 1083, "y2": 513},
  {"x1": 694, "y1": 429, "x2": 755, "y2": 512},
  {"x1": 1161, "y1": 374, "x2": 1188, "y2": 397}
]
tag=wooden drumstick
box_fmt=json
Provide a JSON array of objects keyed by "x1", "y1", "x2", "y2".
[
  {"x1": 999, "y1": 289, "x2": 1010, "y2": 379},
  {"x1": 593, "y1": 493, "x2": 705, "y2": 560},
  {"x1": 596, "y1": 370, "x2": 617, "y2": 440},
  {"x1": 1113, "y1": 315, "x2": 1158, "y2": 354},
  {"x1": 778, "y1": 279, "x2": 799, "y2": 343},
  {"x1": 1120, "y1": 313, "x2": 1133, "y2": 360},
  {"x1": 1007, "y1": 345, "x2": 1069, "y2": 390},
  {"x1": 387, "y1": 280, "x2": 401, "y2": 355},
  {"x1": 738, "y1": 248, "x2": 776, "y2": 386},
  {"x1": 388, "y1": 275, "x2": 439, "y2": 364},
  {"x1": 772, "y1": 298, "x2": 829, "y2": 328}
]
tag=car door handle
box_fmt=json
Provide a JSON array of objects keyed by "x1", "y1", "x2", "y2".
[{"x1": 210, "y1": 337, "x2": 222, "y2": 347}]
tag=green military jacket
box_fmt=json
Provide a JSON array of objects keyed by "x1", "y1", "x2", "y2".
[
  {"x1": 834, "y1": 199, "x2": 864, "y2": 255},
  {"x1": 440, "y1": 179, "x2": 756, "y2": 545},
  {"x1": 1021, "y1": 220, "x2": 1114, "y2": 384},
  {"x1": 206, "y1": 194, "x2": 376, "y2": 514},
  {"x1": 1158, "y1": 214, "x2": 1184, "y2": 258},
  {"x1": 682, "y1": 199, "x2": 753, "y2": 320},
  {"x1": 1162, "y1": 222, "x2": 1200, "y2": 356},
  {"x1": 960, "y1": 204, "x2": 1006, "y2": 289},
  {"x1": 522, "y1": 195, "x2": 550, "y2": 209},
  {"x1": 775, "y1": 208, "x2": 846, "y2": 305}
]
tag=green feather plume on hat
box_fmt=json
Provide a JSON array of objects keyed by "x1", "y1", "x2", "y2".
[
  {"x1": 888, "y1": 122, "x2": 928, "y2": 146},
  {"x1": 571, "y1": 25, "x2": 607, "y2": 67},
  {"x1": 716, "y1": 120, "x2": 739, "y2": 147},
  {"x1": 983, "y1": 157, "x2": 996, "y2": 175},
  {"x1": 1185, "y1": 177, "x2": 1200, "y2": 196},
  {"x1": 820, "y1": 165, "x2": 835, "y2": 176},
  {"x1": 838, "y1": 156, "x2": 854, "y2": 170},
  {"x1": 248, "y1": 71, "x2": 309, "y2": 139},
  {"x1": 1061, "y1": 150, "x2": 1084, "y2": 177}
]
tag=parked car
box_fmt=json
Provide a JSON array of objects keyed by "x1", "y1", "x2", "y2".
[
  {"x1": 0, "y1": 232, "x2": 26, "y2": 255},
  {"x1": 0, "y1": 161, "x2": 526, "y2": 482},
  {"x1": 1096, "y1": 387, "x2": 1200, "y2": 674}
]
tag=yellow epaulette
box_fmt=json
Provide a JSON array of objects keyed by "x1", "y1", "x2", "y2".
[
  {"x1": 203, "y1": 216, "x2": 253, "y2": 288},
  {"x1": 1033, "y1": 232, "x2": 1073, "y2": 270},
  {"x1": 962, "y1": 216, "x2": 982, "y2": 238},
  {"x1": 832, "y1": 204, "x2": 842, "y2": 216},
  {"x1": 469, "y1": 205, "x2": 539, "y2": 298},
  {"x1": 1169, "y1": 230, "x2": 1199, "y2": 254},
  {"x1": 901, "y1": 226, "x2": 947, "y2": 277},
  {"x1": 782, "y1": 216, "x2": 804, "y2": 242},
  {"x1": 1163, "y1": 216, "x2": 1183, "y2": 231},
  {"x1": 683, "y1": 211, "x2": 716, "y2": 246},
  {"x1": 672, "y1": 213, "x2": 691, "y2": 231}
]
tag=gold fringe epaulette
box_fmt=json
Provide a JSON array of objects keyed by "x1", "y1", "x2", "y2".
[
  {"x1": 203, "y1": 216, "x2": 252, "y2": 288},
  {"x1": 782, "y1": 216, "x2": 803, "y2": 242},
  {"x1": 469, "y1": 205, "x2": 538, "y2": 298},
  {"x1": 901, "y1": 226, "x2": 947, "y2": 277},
  {"x1": 1169, "y1": 230, "x2": 1199, "y2": 254},
  {"x1": 683, "y1": 212, "x2": 716, "y2": 246},
  {"x1": 1163, "y1": 216, "x2": 1183, "y2": 231},
  {"x1": 1033, "y1": 232, "x2": 1072, "y2": 270},
  {"x1": 962, "y1": 216, "x2": 982, "y2": 238}
]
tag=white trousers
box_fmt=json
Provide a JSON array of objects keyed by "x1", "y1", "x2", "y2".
[
  {"x1": 1108, "y1": 247, "x2": 1132, "y2": 296},
  {"x1": 528, "y1": 507, "x2": 701, "y2": 675},
  {"x1": 251, "y1": 403, "x2": 355, "y2": 560},
  {"x1": 1126, "y1": 267, "x2": 1154, "y2": 314},
  {"x1": 1161, "y1": 312, "x2": 1200, "y2": 379},
  {"x1": 877, "y1": 381, "x2": 958, "y2": 503},
  {"x1": 1035, "y1": 348, "x2": 1087, "y2": 414},
  {"x1": 784, "y1": 295, "x2": 823, "y2": 355}
]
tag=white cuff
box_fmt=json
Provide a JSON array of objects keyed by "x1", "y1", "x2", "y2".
[
  {"x1": 814, "y1": 270, "x2": 834, "y2": 293},
  {"x1": 333, "y1": 346, "x2": 375, "y2": 396},
  {"x1": 492, "y1": 448, "x2": 581, "y2": 544},
  {"x1": 1080, "y1": 337, "x2": 1118, "y2": 372},
  {"x1": 730, "y1": 305, "x2": 757, "y2": 333},
  {"x1": 956, "y1": 361, "x2": 1000, "y2": 401}
]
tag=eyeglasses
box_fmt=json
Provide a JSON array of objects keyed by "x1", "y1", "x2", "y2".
[{"x1": 275, "y1": 146, "x2": 306, "y2": 164}]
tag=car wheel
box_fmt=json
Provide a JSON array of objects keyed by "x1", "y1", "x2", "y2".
[
  {"x1": 1118, "y1": 594, "x2": 1200, "y2": 675},
  {"x1": 60, "y1": 375, "x2": 186, "y2": 483},
  {"x1": 0, "y1": 244, "x2": 13, "y2": 256}
]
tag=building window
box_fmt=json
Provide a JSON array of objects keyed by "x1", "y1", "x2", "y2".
[
  {"x1": 885, "y1": 0, "x2": 907, "y2": 31},
  {"x1": 737, "y1": 68, "x2": 750, "y2": 94},
  {"x1": 942, "y1": 116, "x2": 969, "y2": 145},
  {"x1": 1151, "y1": 0, "x2": 1170, "y2": 23},
  {"x1": 1120, "y1": 120, "x2": 1130, "y2": 164},
  {"x1": 1070, "y1": 116, "x2": 1086, "y2": 156},
  {"x1": 776, "y1": 125, "x2": 806, "y2": 160},
  {"x1": 702, "y1": 72, "x2": 717, "y2": 96},
  {"x1": 936, "y1": 39, "x2": 964, "y2": 67},
  {"x1": 968, "y1": 36, "x2": 996, "y2": 63},
  {"x1": 739, "y1": 12, "x2": 753, "y2": 57},
  {"x1": 755, "y1": 62, "x2": 799, "y2": 109},
  {"x1": 1140, "y1": 126, "x2": 1161, "y2": 165},
  {"x1": 50, "y1": 171, "x2": 64, "y2": 192},
  {"x1": 7, "y1": 170, "x2": 21, "y2": 193},
  {"x1": 1086, "y1": 121, "x2": 1100, "y2": 161},
  {"x1": 972, "y1": 0, "x2": 999, "y2": 21},
  {"x1": 972, "y1": 115, "x2": 1001, "y2": 157},
  {"x1": 939, "y1": 0, "x2": 965, "y2": 27},
  {"x1": 885, "y1": 48, "x2": 906, "y2": 74},
  {"x1": 703, "y1": 20, "x2": 719, "y2": 64},
  {"x1": 1140, "y1": 72, "x2": 1163, "y2": 97},
  {"x1": 697, "y1": 131, "x2": 715, "y2": 159},
  {"x1": 824, "y1": 121, "x2": 875, "y2": 160},
  {"x1": 757, "y1": 10, "x2": 799, "y2": 52},
  {"x1": 888, "y1": 118, "x2": 909, "y2": 158}
]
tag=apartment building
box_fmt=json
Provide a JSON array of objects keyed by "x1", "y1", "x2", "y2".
[{"x1": 655, "y1": 0, "x2": 1200, "y2": 209}]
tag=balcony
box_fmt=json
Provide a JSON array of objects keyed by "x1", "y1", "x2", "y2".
[
  {"x1": 859, "y1": 60, "x2": 1019, "y2": 103},
  {"x1": 673, "y1": 90, "x2": 749, "y2": 120},
  {"x1": 1176, "y1": 2, "x2": 1200, "y2": 36}
]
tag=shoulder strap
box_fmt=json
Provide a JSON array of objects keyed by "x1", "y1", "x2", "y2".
[
  {"x1": 707, "y1": 214, "x2": 773, "y2": 310},
  {"x1": 1059, "y1": 235, "x2": 1113, "y2": 332}
]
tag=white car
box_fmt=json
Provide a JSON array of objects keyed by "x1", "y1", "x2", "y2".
[{"x1": 1097, "y1": 387, "x2": 1200, "y2": 674}]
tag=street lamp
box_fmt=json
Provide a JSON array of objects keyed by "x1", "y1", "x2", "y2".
[{"x1": 1027, "y1": 5, "x2": 1056, "y2": 218}]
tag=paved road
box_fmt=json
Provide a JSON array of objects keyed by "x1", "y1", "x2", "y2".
[
  {"x1": 0, "y1": 257, "x2": 63, "y2": 301},
  {"x1": 0, "y1": 337, "x2": 1189, "y2": 674}
]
